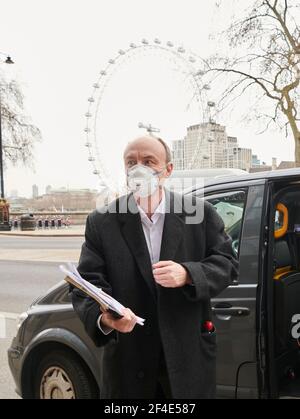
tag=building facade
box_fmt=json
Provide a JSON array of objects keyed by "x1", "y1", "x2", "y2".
[
  {"x1": 172, "y1": 122, "x2": 252, "y2": 172},
  {"x1": 237, "y1": 148, "x2": 252, "y2": 172},
  {"x1": 32, "y1": 184, "x2": 39, "y2": 199},
  {"x1": 172, "y1": 139, "x2": 185, "y2": 171}
]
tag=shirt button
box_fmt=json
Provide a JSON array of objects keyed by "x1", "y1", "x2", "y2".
[{"x1": 137, "y1": 371, "x2": 145, "y2": 379}]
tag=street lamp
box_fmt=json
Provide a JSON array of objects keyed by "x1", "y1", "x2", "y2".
[{"x1": 0, "y1": 52, "x2": 14, "y2": 231}]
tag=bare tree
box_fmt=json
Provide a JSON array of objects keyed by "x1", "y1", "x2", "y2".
[
  {"x1": 0, "y1": 74, "x2": 41, "y2": 168},
  {"x1": 205, "y1": 0, "x2": 300, "y2": 165}
]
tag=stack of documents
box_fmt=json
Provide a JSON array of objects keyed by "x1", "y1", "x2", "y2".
[{"x1": 60, "y1": 263, "x2": 145, "y2": 326}]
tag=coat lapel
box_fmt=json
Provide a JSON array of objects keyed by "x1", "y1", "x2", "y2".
[
  {"x1": 118, "y1": 194, "x2": 157, "y2": 299},
  {"x1": 117, "y1": 191, "x2": 186, "y2": 299}
]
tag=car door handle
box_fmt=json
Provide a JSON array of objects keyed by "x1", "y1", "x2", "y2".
[{"x1": 212, "y1": 306, "x2": 250, "y2": 317}]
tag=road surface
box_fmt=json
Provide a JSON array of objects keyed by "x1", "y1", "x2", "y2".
[{"x1": 0, "y1": 235, "x2": 84, "y2": 399}]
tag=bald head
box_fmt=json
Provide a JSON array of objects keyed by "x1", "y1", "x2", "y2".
[
  {"x1": 123, "y1": 135, "x2": 173, "y2": 178},
  {"x1": 124, "y1": 136, "x2": 172, "y2": 164}
]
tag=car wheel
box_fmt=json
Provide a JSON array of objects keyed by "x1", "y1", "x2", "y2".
[{"x1": 34, "y1": 350, "x2": 98, "y2": 399}]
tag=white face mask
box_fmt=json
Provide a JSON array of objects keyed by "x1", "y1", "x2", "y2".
[{"x1": 127, "y1": 164, "x2": 165, "y2": 198}]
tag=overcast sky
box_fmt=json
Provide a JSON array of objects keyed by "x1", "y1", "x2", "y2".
[{"x1": 0, "y1": 0, "x2": 295, "y2": 198}]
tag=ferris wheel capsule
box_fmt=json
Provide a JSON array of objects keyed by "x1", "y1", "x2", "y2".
[
  {"x1": 88, "y1": 97, "x2": 95, "y2": 103},
  {"x1": 130, "y1": 43, "x2": 137, "y2": 48},
  {"x1": 154, "y1": 38, "x2": 161, "y2": 44},
  {"x1": 189, "y1": 56, "x2": 196, "y2": 63},
  {"x1": 100, "y1": 71, "x2": 107, "y2": 76},
  {"x1": 93, "y1": 83, "x2": 100, "y2": 89},
  {"x1": 108, "y1": 59, "x2": 115, "y2": 64},
  {"x1": 93, "y1": 170, "x2": 100, "y2": 175},
  {"x1": 85, "y1": 142, "x2": 92, "y2": 148},
  {"x1": 88, "y1": 156, "x2": 95, "y2": 162},
  {"x1": 167, "y1": 41, "x2": 174, "y2": 48},
  {"x1": 142, "y1": 39, "x2": 149, "y2": 45},
  {"x1": 118, "y1": 49, "x2": 126, "y2": 55},
  {"x1": 178, "y1": 47, "x2": 186, "y2": 54},
  {"x1": 84, "y1": 127, "x2": 91, "y2": 133},
  {"x1": 85, "y1": 112, "x2": 92, "y2": 118}
]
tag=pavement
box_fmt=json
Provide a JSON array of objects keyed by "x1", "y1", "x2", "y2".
[
  {"x1": 0, "y1": 225, "x2": 85, "y2": 237},
  {"x1": 0, "y1": 236, "x2": 84, "y2": 399}
]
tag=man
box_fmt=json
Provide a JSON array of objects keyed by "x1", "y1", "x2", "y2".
[{"x1": 72, "y1": 136, "x2": 239, "y2": 399}]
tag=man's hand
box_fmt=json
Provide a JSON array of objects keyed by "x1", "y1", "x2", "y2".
[
  {"x1": 100, "y1": 308, "x2": 137, "y2": 334},
  {"x1": 152, "y1": 261, "x2": 192, "y2": 288}
]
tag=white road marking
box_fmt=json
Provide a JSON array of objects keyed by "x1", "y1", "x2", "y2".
[
  {"x1": 0, "y1": 313, "x2": 19, "y2": 339},
  {"x1": 0, "y1": 312, "x2": 19, "y2": 320}
]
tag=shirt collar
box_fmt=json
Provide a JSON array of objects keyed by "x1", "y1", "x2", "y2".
[{"x1": 137, "y1": 190, "x2": 166, "y2": 224}]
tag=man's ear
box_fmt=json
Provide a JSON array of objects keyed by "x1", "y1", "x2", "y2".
[{"x1": 165, "y1": 162, "x2": 174, "y2": 178}]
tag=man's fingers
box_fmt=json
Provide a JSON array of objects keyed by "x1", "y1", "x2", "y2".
[
  {"x1": 152, "y1": 261, "x2": 173, "y2": 269},
  {"x1": 153, "y1": 267, "x2": 171, "y2": 275},
  {"x1": 102, "y1": 308, "x2": 137, "y2": 334},
  {"x1": 154, "y1": 274, "x2": 171, "y2": 282},
  {"x1": 101, "y1": 312, "x2": 116, "y2": 328},
  {"x1": 121, "y1": 308, "x2": 137, "y2": 326}
]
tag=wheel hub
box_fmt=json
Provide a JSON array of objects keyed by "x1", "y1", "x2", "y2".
[{"x1": 40, "y1": 366, "x2": 75, "y2": 399}]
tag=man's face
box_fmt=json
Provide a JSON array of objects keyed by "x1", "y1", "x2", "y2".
[{"x1": 123, "y1": 138, "x2": 173, "y2": 183}]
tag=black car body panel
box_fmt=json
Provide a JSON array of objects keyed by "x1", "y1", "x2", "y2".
[{"x1": 8, "y1": 168, "x2": 300, "y2": 399}]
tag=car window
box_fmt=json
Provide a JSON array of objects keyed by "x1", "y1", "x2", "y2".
[
  {"x1": 206, "y1": 190, "x2": 247, "y2": 256},
  {"x1": 275, "y1": 209, "x2": 284, "y2": 231}
]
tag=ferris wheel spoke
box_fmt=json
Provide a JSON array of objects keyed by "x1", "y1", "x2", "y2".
[{"x1": 84, "y1": 38, "x2": 211, "y2": 193}]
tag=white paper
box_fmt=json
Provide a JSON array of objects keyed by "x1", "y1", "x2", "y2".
[{"x1": 60, "y1": 263, "x2": 145, "y2": 326}]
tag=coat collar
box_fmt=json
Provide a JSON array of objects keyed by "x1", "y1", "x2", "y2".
[{"x1": 117, "y1": 189, "x2": 185, "y2": 299}]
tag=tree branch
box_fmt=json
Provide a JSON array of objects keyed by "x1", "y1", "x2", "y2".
[
  {"x1": 207, "y1": 67, "x2": 281, "y2": 101},
  {"x1": 265, "y1": 0, "x2": 298, "y2": 51},
  {"x1": 284, "y1": 0, "x2": 288, "y2": 23}
]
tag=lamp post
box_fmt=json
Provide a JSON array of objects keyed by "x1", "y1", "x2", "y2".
[{"x1": 0, "y1": 53, "x2": 14, "y2": 231}]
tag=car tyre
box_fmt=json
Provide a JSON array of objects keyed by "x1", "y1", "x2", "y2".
[{"x1": 34, "y1": 350, "x2": 98, "y2": 399}]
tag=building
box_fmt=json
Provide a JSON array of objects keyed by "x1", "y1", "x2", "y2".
[
  {"x1": 172, "y1": 139, "x2": 185, "y2": 170},
  {"x1": 172, "y1": 122, "x2": 252, "y2": 172},
  {"x1": 9, "y1": 190, "x2": 18, "y2": 199},
  {"x1": 277, "y1": 161, "x2": 296, "y2": 170},
  {"x1": 251, "y1": 155, "x2": 280, "y2": 172},
  {"x1": 29, "y1": 187, "x2": 99, "y2": 212},
  {"x1": 32, "y1": 184, "x2": 39, "y2": 199},
  {"x1": 183, "y1": 122, "x2": 229, "y2": 169},
  {"x1": 226, "y1": 137, "x2": 239, "y2": 169},
  {"x1": 252, "y1": 155, "x2": 261, "y2": 167},
  {"x1": 237, "y1": 148, "x2": 252, "y2": 172},
  {"x1": 249, "y1": 164, "x2": 273, "y2": 173}
]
